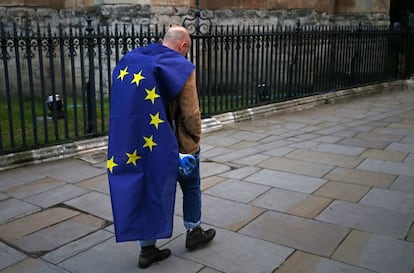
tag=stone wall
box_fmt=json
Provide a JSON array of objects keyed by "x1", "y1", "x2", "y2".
[{"x1": 0, "y1": 0, "x2": 391, "y2": 28}]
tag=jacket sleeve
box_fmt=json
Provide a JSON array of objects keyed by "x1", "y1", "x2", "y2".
[{"x1": 174, "y1": 71, "x2": 202, "y2": 154}]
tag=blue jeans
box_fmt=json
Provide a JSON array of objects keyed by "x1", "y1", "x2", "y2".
[
  {"x1": 138, "y1": 150, "x2": 201, "y2": 247},
  {"x1": 178, "y1": 150, "x2": 201, "y2": 230}
]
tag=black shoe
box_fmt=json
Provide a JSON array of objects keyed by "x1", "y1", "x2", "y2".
[
  {"x1": 138, "y1": 245, "x2": 171, "y2": 269},
  {"x1": 185, "y1": 226, "x2": 216, "y2": 250}
]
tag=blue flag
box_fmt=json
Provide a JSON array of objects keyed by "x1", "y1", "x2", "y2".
[{"x1": 107, "y1": 43, "x2": 195, "y2": 242}]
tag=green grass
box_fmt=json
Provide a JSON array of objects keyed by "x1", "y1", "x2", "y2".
[
  {"x1": 1, "y1": 93, "x2": 251, "y2": 152},
  {"x1": 0, "y1": 96, "x2": 109, "y2": 151}
]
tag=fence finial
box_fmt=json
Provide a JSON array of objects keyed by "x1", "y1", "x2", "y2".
[
  {"x1": 296, "y1": 19, "x2": 302, "y2": 31},
  {"x1": 182, "y1": 0, "x2": 211, "y2": 35}
]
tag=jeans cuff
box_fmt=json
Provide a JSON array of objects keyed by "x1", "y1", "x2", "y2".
[
  {"x1": 137, "y1": 240, "x2": 156, "y2": 247},
  {"x1": 184, "y1": 220, "x2": 201, "y2": 230}
]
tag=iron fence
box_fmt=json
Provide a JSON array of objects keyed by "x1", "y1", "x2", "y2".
[{"x1": 0, "y1": 19, "x2": 413, "y2": 154}]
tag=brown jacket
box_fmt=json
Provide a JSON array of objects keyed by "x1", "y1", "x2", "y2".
[{"x1": 168, "y1": 71, "x2": 201, "y2": 154}]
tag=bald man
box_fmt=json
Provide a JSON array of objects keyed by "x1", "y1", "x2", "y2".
[{"x1": 107, "y1": 25, "x2": 215, "y2": 270}]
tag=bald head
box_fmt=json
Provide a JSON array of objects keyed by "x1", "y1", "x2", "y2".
[{"x1": 163, "y1": 26, "x2": 191, "y2": 56}]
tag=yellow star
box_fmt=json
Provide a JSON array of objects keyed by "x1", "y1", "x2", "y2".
[
  {"x1": 145, "y1": 87, "x2": 160, "y2": 104},
  {"x1": 107, "y1": 156, "x2": 118, "y2": 174},
  {"x1": 131, "y1": 70, "x2": 145, "y2": 86},
  {"x1": 117, "y1": 67, "x2": 129, "y2": 81},
  {"x1": 143, "y1": 135, "x2": 157, "y2": 151},
  {"x1": 149, "y1": 112, "x2": 165, "y2": 130},
  {"x1": 126, "y1": 150, "x2": 141, "y2": 166}
]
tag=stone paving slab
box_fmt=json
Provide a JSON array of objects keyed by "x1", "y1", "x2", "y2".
[
  {"x1": 1, "y1": 258, "x2": 70, "y2": 273},
  {"x1": 198, "y1": 268, "x2": 222, "y2": 273},
  {"x1": 359, "y1": 188, "x2": 414, "y2": 216},
  {"x1": 13, "y1": 216, "x2": 101, "y2": 255},
  {"x1": 356, "y1": 131, "x2": 403, "y2": 142},
  {"x1": 0, "y1": 169, "x2": 45, "y2": 192},
  {"x1": 226, "y1": 139, "x2": 258, "y2": 150},
  {"x1": 373, "y1": 127, "x2": 414, "y2": 138},
  {"x1": 0, "y1": 193, "x2": 8, "y2": 201},
  {"x1": 288, "y1": 140, "x2": 319, "y2": 150},
  {"x1": 201, "y1": 134, "x2": 242, "y2": 146},
  {"x1": 59, "y1": 239, "x2": 203, "y2": 273},
  {"x1": 332, "y1": 230, "x2": 414, "y2": 273},
  {"x1": 24, "y1": 184, "x2": 89, "y2": 209},
  {"x1": 284, "y1": 195, "x2": 331, "y2": 218},
  {"x1": 402, "y1": 138, "x2": 414, "y2": 146},
  {"x1": 25, "y1": 159, "x2": 106, "y2": 184},
  {"x1": 387, "y1": 141, "x2": 414, "y2": 153},
  {"x1": 245, "y1": 169, "x2": 326, "y2": 194},
  {"x1": 358, "y1": 158, "x2": 414, "y2": 177},
  {"x1": 0, "y1": 198, "x2": 40, "y2": 224},
  {"x1": 42, "y1": 230, "x2": 114, "y2": 264},
  {"x1": 312, "y1": 135, "x2": 344, "y2": 143},
  {"x1": 0, "y1": 207, "x2": 80, "y2": 241},
  {"x1": 313, "y1": 181, "x2": 370, "y2": 202},
  {"x1": 5, "y1": 177, "x2": 66, "y2": 199},
  {"x1": 313, "y1": 143, "x2": 366, "y2": 156},
  {"x1": 250, "y1": 187, "x2": 331, "y2": 218},
  {"x1": 314, "y1": 125, "x2": 348, "y2": 135},
  {"x1": 275, "y1": 251, "x2": 375, "y2": 273},
  {"x1": 208, "y1": 147, "x2": 261, "y2": 163},
  {"x1": 204, "y1": 179, "x2": 269, "y2": 203},
  {"x1": 408, "y1": 226, "x2": 414, "y2": 243},
  {"x1": 64, "y1": 191, "x2": 113, "y2": 222},
  {"x1": 240, "y1": 211, "x2": 349, "y2": 257},
  {"x1": 218, "y1": 166, "x2": 261, "y2": 180},
  {"x1": 231, "y1": 154, "x2": 271, "y2": 166},
  {"x1": 202, "y1": 147, "x2": 234, "y2": 158},
  {"x1": 167, "y1": 227, "x2": 294, "y2": 273},
  {"x1": 75, "y1": 174, "x2": 110, "y2": 195},
  {"x1": 316, "y1": 200, "x2": 412, "y2": 239},
  {"x1": 77, "y1": 152, "x2": 107, "y2": 165},
  {"x1": 287, "y1": 133, "x2": 320, "y2": 142},
  {"x1": 359, "y1": 148, "x2": 407, "y2": 162},
  {"x1": 200, "y1": 162, "x2": 231, "y2": 178},
  {"x1": 338, "y1": 137, "x2": 390, "y2": 150},
  {"x1": 258, "y1": 157, "x2": 334, "y2": 178},
  {"x1": 262, "y1": 146, "x2": 295, "y2": 157},
  {"x1": 390, "y1": 175, "x2": 414, "y2": 194},
  {"x1": 286, "y1": 149, "x2": 363, "y2": 168},
  {"x1": 324, "y1": 167, "x2": 396, "y2": 188},
  {"x1": 0, "y1": 242, "x2": 26, "y2": 271},
  {"x1": 258, "y1": 140, "x2": 298, "y2": 152},
  {"x1": 229, "y1": 131, "x2": 270, "y2": 142},
  {"x1": 404, "y1": 153, "x2": 414, "y2": 163},
  {"x1": 251, "y1": 188, "x2": 310, "y2": 212},
  {"x1": 200, "y1": 176, "x2": 226, "y2": 191},
  {"x1": 176, "y1": 194, "x2": 265, "y2": 232}
]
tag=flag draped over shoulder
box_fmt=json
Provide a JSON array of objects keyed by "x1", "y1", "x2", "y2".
[{"x1": 107, "y1": 43, "x2": 195, "y2": 242}]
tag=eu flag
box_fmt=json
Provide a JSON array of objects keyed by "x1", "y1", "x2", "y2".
[{"x1": 107, "y1": 43, "x2": 195, "y2": 242}]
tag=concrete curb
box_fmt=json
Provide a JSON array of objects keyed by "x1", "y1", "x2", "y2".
[{"x1": 1, "y1": 79, "x2": 411, "y2": 171}]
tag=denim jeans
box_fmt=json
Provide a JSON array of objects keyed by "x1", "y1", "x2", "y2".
[
  {"x1": 138, "y1": 150, "x2": 201, "y2": 247},
  {"x1": 178, "y1": 150, "x2": 201, "y2": 230}
]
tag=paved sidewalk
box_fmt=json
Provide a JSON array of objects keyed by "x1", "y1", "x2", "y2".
[{"x1": 1, "y1": 87, "x2": 414, "y2": 273}]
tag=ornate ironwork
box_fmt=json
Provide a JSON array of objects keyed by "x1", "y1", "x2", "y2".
[{"x1": 182, "y1": 0, "x2": 212, "y2": 35}]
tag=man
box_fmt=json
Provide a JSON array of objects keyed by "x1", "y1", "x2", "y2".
[{"x1": 107, "y1": 25, "x2": 215, "y2": 269}]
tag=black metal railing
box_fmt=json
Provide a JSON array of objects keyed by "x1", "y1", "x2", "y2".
[{"x1": 0, "y1": 19, "x2": 413, "y2": 154}]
